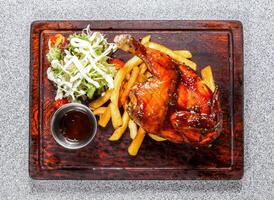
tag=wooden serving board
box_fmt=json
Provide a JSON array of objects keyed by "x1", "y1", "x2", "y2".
[{"x1": 29, "y1": 20, "x2": 243, "y2": 180}]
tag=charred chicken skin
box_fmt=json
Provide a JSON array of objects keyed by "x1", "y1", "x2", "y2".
[{"x1": 114, "y1": 35, "x2": 222, "y2": 146}]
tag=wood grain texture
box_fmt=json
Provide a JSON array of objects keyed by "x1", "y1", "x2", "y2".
[{"x1": 29, "y1": 20, "x2": 243, "y2": 180}]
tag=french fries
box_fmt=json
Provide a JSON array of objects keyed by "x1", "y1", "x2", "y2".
[
  {"x1": 125, "y1": 73, "x2": 131, "y2": 80},
  {"x1": 136, "y1": 63, "x2": 147, "y2": 83},
  {"x1": 93, "y1": 107, "x2": 107, "y2": 115},
  {"x1": 128, "y1": 120, "x2": 138, "y2": 139},
  {"x1": 145, "y1": 42, "x2": 197, "y2": 70},
  {"x1": 128, "y1": 127, "x2": 146, "y2": 156},
  {"x1": 174, "y1": 50, "x2": 192, "y2": 59},
  {"x1": 201, "y1": 65, "x2": 215, "y2": 92},
  {"x1": 110, "y1": 67, "x2": 127, "y2": 128},
  {"x1": 137, "y1": 74, "x2": 146, "y2": 83},
  {"x1": 148, "y1": 133, "x2": 167, "y2": 142},
  {"x1": 120, "y1": 66, "x2": 140, "y2": 105},
  {"x1": 98, "y1": 105, "x2": 111, "y2": 127},
  {"x1": 109, "y1": 111, "x2": 130, "y2": 141},
  {"x1": 141, "y1": 35, "x2": 151, "y2": 44},
  {"x1": 110, "y1": 102, "x2": 122, "y2": 129},
  {"x1": 89, "y1": 89, "x2": 112, "y2": 110},
  {"x1": 124, "y1": 56, "x2": 143, "y2": 73},
  {"x1": 139, "y1": 63, "x2": 147, "y2": 74},
  {"x1": 145, "y1": 71, "x2": 152, "y2": 79}
]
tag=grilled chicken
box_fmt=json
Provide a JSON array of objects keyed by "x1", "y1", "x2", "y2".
[{"x1": 114, "y1": 35, "x2": 222, "y2": 146}]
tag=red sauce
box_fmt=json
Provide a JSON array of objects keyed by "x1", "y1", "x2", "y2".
[{"x1": 58, "y1": 110, "x2": 92, "y2": 142}]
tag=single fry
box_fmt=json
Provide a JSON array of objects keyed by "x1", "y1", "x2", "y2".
[
  {"x1": 89, "y1": 89, "x2": 112, "y2": 110},
  {"x1": 124, "y1": 55, "x2": 143, "y2": 74},
  {"x1": 120, "y1": 66, "x2": 140, "y2": 105},
  {"x1": 126, "y1": 73, "x2": 131, "y2": 80},
  {"x1": 201, "y1": 65, "x2": 215, "y2": 92},
  {"x1": 98, "y1": 105, "x2": 111, "y2": 127},
  {"x1": 110, "y1": 68, "x2": 127, "y2": 127},
  {"x1": 145, "y1": 71, "x2": 152, "y2": 79},
  {"x1": 128, "y1": 120, "x2": 138, "y2": 139},
  {"x1": 93, "y1": 107, "x2": 107, "y2": 115},
  {"x1": 111, "y1": 68, "x2": 127, "y2": 105},
  {"x1": 137, "y1": 63, "x2": 148, "y2": 83},
  {"x1": 139, "y1": 63, "x2": 147, "y2": 74},
  {"x1": 128, "y1": 127, "x2": 146, "y2": 156},
  {"x1": 141, "y1": 35, "x2": 151, "y2": 44},
  {"x1": 109, "y1": 111, "x2": 130, "y2": 141},
  {"x1": 110, "y1": 102, "x2": 123, "y2": 129},
  {"x1": 174, "y1": 50, "x2": 192, "y2": 59},
  {"x1": 137, "y1": 74, "x2": 146, "y2": 83},
  {"x1": 148, "y1": 133, "x2": 167, "y2": 142},
  {"x1": 145, "y1": 42, "x2": 197, "y2": 70}
]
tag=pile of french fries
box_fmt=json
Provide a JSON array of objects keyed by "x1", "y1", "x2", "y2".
[{"x1": 89, "y1": 35, "x2": 215, "y2": 156}]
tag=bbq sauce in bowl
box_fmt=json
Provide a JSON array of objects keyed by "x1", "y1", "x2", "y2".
[
  {"x1": 59, "y1": 110, "x2": 91, "y2": 142},
  {"x1": 51, "y1": 103, "x2": 97, "y2": 149}
]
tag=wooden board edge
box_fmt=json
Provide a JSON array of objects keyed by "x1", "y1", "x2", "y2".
[
  {"x1": 30, "y1": 20, "x2": 243, "y2": 31},
  {"x1": 29, "y1": 20, "x2": 244, "y2": 180},
  {"x1": 231, "y1": 21, "x2": 244, "y2": 180},
  {"x1": 29, "y1": 21, "x2": 41, "y2": 179}
]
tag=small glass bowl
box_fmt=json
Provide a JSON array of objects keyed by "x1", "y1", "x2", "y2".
[{"x1": 50, "y1": 103, "x2": 97, "y2": 150}]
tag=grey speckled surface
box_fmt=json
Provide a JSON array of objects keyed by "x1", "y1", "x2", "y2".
[{"x1": 0, "y1": 0, "x2": 273, "y2": 199}]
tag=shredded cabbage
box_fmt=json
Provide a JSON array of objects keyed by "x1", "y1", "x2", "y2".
[{"x1": 46, "y1": 25, "x2": 117, "y2": 101}]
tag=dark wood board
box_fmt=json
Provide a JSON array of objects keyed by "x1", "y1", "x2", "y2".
[{"x1": 29, "y1": 20, "x2": 243, "y2": 180}]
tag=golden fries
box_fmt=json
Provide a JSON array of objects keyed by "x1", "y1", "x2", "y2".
[
  {"x1": 137, "y1": 74, "x2": 146, "y2": 83},
  {"x1": 109, "y1": 102, "x2": 122, "y2": 129},
  {"x1": 145, "y1": 42, "x2": 197, "y2": 70},
  {"x1": 124, "y1": 55, "x2": 143, "y2": 74},
  {"x1": 125, "y1": 73, "x2": 131, "y2": 80},
  {"x1": 137, "y1": 63, "x2": 148, "y2": 83},
  {"x1": 93, "y1": 107, "x2": 107, "y2": 115},
  {"x1": 109, "y1": 111, "x2": 130, "y2": 141},
  {"x1": 201, "y1": 65, "x2": 215, "y2": 92},
  {"x1": 89, "y1": 89, "x2": 112, "y2": 110},
  {"x1": 145, "y1": 71, "x2": 152, "y2": 79},
  {"x1": 111, "y1": 68, "x2": 127, "y2": 106},
  {"x1": 141, "y1": 35, "x2": 151, "y2": 44},
  {"x1": 128, "y1": 120, "x2": 138, "y2": 139},
  {"x1": 128, "y1": 127, "x2": 146, "y2": 156},
  {"x1": 148, "y1": 133, "x2": 167, "y2": 142},
  {"x1": 98, "y1": 105, "x2": 111, "y2": 127},
  {"x1": 110, "y1": 67, "x2": 127, "y2": 128},
  {"x1": 120, "y1": 66, "x2": 140, "y2": 105},
  {"x1": 174, "y1": 50, "x2": 192, "y2": 59},
  {"x1": 139, "y1": 63, "x2": 147, "y2": 74}
]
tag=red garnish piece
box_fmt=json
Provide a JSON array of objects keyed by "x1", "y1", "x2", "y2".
[
  {"x1": 54, "y1": 98, "x2": 69, "y2": 109},
  {"x1": 49, "y1": 34, "x2": 65, "y2": 48},
  {"x1": 110, "y1": 59, "x2": 125, "y2": 69}
]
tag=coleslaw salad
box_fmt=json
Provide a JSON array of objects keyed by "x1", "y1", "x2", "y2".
[{"x1": 47, "y1": 25, "x2": 117, "y2": 101}]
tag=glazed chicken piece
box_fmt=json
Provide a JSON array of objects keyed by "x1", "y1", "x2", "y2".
[
  {"x1": 171, "y1": 65, "x2": 222, "y2": 144},
  {"x1": 114, "y1": 35, "x2": 222, "y2": 146}
]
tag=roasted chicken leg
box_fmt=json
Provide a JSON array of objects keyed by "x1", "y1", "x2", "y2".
[{"x1": 114, "y1": 35, "x2": 222, "y2": 146}]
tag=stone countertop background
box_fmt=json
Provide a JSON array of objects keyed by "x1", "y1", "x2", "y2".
[{"x1": 0, "y1": 0, "x2": 273, "y2": 199}]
